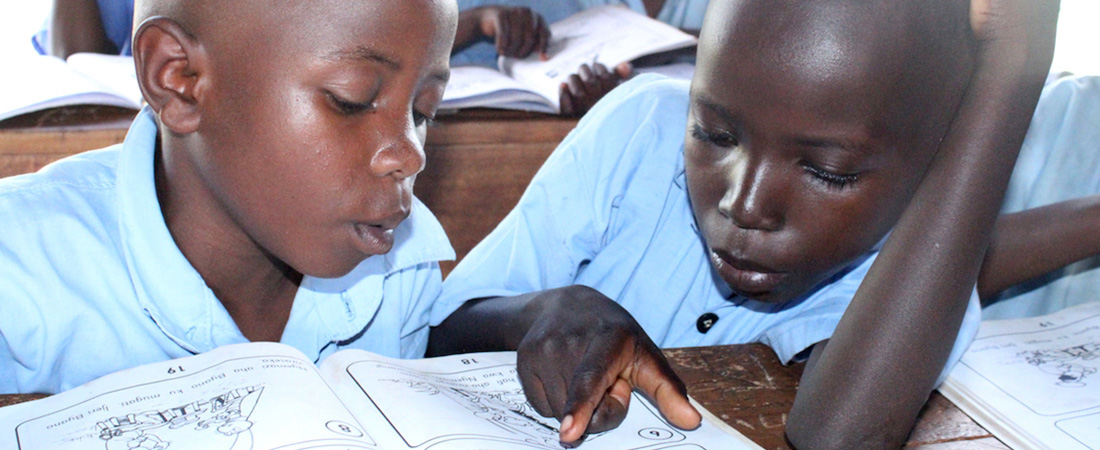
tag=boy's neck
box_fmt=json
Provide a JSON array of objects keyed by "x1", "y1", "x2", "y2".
[{"x1": 154, "y1": 141, "x2": 302, "y2": 343}]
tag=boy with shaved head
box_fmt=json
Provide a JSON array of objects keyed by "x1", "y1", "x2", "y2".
[
  {"x1": 430, "y1": 0, "x2": 1066, "y2": 447},
  {"x1": 0, "y1": 0, "x2": 458, "y2": 393}
]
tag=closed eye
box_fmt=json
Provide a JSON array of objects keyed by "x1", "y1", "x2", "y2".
[
  {"x1": 326, "y1": 91, "x2": 376, "y2": 116},
  {"x1": 413, "y1": 109, "x2": 435, "y2": 127},
  {"x1": 690, "y1": 123, "x2": 739, "y2": 148},
  {"x1": 801, "y1": 162, "x2": 859, "y2": 189}
]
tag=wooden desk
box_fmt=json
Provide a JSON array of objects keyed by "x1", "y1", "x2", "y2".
[
  {"x1": 0, "y1": 107, "x2": 577, "y2": 274},
  {"x1": 0, "y1": 344, "x2": 1001, "y2": 449}
]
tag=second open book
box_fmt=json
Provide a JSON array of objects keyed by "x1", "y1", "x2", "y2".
[
  {"x1": 441, "y1": 5, "x2": 697, "y2": 114},
  {"x1": 0, "y1": 341, "x2": 760, "y2": 449}
]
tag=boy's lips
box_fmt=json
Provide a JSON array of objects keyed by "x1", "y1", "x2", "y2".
[
  {"x1": 710, "y1": 250, "x2": 785, "y2": 297},
  {"x1": 352, "y1": 221, "x2": 398, "y2": 255}
]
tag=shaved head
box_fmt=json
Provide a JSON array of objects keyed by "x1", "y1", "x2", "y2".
[{"x1": 697, "y1": 0, "x2": 975, "y2": 160}]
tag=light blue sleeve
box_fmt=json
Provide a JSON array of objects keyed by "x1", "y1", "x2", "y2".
[
  {"x1": 429, "y1": 118, "x2": 606, "y2": 324},
  {"x1": 397, "y1": 261, "x2": 446, "y2": 359},
  {"x1": 430, "y1": 75, "x2": 687, "y2": 325},
  {"x1": 0, "y1": 329, "x2": 16, "y2": 393}
]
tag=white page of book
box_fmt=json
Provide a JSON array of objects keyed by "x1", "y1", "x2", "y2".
[
  {"x1": 1, "y1": 54, "x2": 142, "y2": 122},
  {"x1": 441, "y1": 66, "x2": 556, "y2": 113},
  {"x1": 940, "y1": 301, "x2": 1100, "y2": 450},
  {"x1": 499, "y1": 5, "x2": 697, "y2": 111},
  {"x1": 0, "y1": 343, "x2": 377, "y2": 449},
  {"x1": 65, "y1": 53, "x2": 142, "y2": 107},
  {"x1": 1, "y1": 343, "x2": 762, "y2": 449},
  {"x1": 321, "y1": 349, "x2": 762, "y2": 450}
]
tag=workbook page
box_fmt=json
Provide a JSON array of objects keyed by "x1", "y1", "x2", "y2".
[
  {"x1": 0, "y1": 343, "x2": 374, "y2": 450},
  {"x1": 941, "y1": 301, "x2": 1100, "y2": 450},
  {"x1": 321, "y1": 349, "x2": 762, "y2": 450}
]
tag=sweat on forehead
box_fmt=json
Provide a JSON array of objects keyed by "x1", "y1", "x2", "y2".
[{"x1": 697, "y1": 0, "x2": 975, "y2": 153}]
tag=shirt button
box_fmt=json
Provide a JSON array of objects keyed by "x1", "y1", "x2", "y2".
[{"x1": 696, "y1": 313, "x2": 719, "y2": 333}]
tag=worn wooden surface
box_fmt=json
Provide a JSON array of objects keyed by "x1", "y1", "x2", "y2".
[
  {"x1": 664, "y1": 344, "x2": 1007, "y2": 449},
  {"x1": 0, "y1": 345, "x2": 1004, "y2": 449},
  {"x1": 0, "y1": 106, "x2": 576, "y2": 275}
]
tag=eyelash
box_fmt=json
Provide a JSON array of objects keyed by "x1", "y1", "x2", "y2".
[
  {"x1": 691, "y1": 124, "x2": 739, "y2": 148},
  {"x1": 326, "y1": 92, "x2": 375, "y2": 116},
  {"x1": 413, "y1": 110, "x2": 434, "y2": 127},
  {"x1": 801, "y1": 162, "x2": 860, "y2": 189}
]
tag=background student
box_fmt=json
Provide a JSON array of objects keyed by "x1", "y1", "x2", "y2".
[
  {"x1": 34, "y1": 0, "x2": 135, "y2": 57},
  {"x1": 2, "y1": 0, "x2": 457, "y2": 394},
  {"x1": 428, "y1": 0, "x2": 1062, "y2": 447},
  {"x1": 452, "y1": 0, "x2": 708, "y2": 115}
]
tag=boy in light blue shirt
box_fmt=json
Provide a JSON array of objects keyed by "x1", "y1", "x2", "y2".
[
  {"x1": 2, "y1": 0, "x2": 458, "y2": 394},
  {"x1": 430, "y1": 1, "x2": 1067, "y2": 447}
]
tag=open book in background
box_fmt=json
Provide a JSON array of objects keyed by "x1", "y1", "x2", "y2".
[
  {"x1": 0, "y1": 342, "x2": 761, "y2": 449},
  {"x1": 939, "y1": 301, "x2": 1100, "y2": 450},
  {"x1": 441, "y1": 5, "x2": 697, "y2": 114},
  {"x1": 0, "y1": 53, "x2": 142, "y2": 123}
]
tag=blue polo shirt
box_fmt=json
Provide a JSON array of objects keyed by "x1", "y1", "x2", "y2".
[
  {"x1": 0, "y1": 107, "x2": 454, "y2": 394},
  {"x1": 432, "y1": 75, "x2": 980, "y2": 377}
]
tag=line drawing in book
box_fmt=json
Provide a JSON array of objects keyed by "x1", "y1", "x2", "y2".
[
  {"x1": 96, "y1": 386, "x2": 263, "y2": 450},
  {"x1": 382, "y1": 378, "x2": 560, "y2": 447},
  {"x1": 1018, "y1": 343, "x2": 1100, "y2": 387},
  {"x1": 353, "y1": 360, "x2": 696, "y2": 450}
]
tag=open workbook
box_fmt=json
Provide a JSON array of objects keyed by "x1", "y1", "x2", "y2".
[
  {"x1": 0, "y1": 53, "x2": 142, "y2": 123},
  {"x1": 939, "y1": 301, "x2": 1100, "y2": 450},
  {"x1": 0, "y1": 342, "x2": 760, "y2": 449},
  {"x1": 441, "y1": 5, "x2": 697, "y2": 114}
]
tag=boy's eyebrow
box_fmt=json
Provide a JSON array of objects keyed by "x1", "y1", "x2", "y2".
[
  {"x1": 693, "y1": 96, "x2": 736, "y2": 123},
  {"x1": 325, "y1": 46, "x2": 403, "y2": 70},
  {"x1": 323, "y1": 46, "x2": 450, "y2": 83}
]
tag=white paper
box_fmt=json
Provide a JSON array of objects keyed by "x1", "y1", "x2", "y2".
[
  {"x1": 1, "y1": 54, "x2": 142, "y2": 122},
  {"x1": 1, "y1": 343, "x2": 762, "y2": 449},
  {"x1": 940, "y1": 301, "x2": 1100, "y2": 450}
]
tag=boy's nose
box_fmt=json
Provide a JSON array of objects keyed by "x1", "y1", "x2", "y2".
[
  {"x1": 718, "y1": 158, "x2": 784, "y2": 232},
  {"x1": 369, "y1": 120, "x2": 426, "y2": 179}
]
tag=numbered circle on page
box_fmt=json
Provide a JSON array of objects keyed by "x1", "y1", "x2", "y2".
[
  {"x1": 638, "y1": 427, "x2": 673, "y2": 440},
  {"x1": 326, "y1": 420, "x2": 364, "y2": 437}
]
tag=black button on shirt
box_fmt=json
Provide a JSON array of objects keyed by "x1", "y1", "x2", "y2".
[{"x1": 696, "y1": 312, "x2": 719, "y2": 333}]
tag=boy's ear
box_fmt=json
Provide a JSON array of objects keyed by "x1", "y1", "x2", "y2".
[{"x1": 132, "y1": 17, "x2": 207, "y2": 134}]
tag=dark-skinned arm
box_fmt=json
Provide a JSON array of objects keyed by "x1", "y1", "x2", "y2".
[
  {"x1": 979, "y1": 196, "x2": 1100, "y2": 300},
  {"x1": 48, "y1": 0, "x2": 115, "y2": 58},
  {"x1": 453, "y1": 6, "x2": 549, "y2": 59},
  {"x1": 427, "y1": 285, "x2": 701, "y2": 445},
  {"x1": 785, "y1": 1, "x2": 1059, "y2": 448}
]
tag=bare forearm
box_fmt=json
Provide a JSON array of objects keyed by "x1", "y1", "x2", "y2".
[
  {"x1": 49, "y1": 0, "x2": 113, "y2": 58},
  {"x1": 453, "y1": 8, "x2": 488, "y2": 53},
  {"x1": 980, "y1": 196, "x2": 1100, "y2": 299},
  {"x1": 787, "y1": 15, "x2": 1055, "y2": 450}
]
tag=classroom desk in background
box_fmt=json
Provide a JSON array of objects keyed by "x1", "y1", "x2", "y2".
[
  {"x1": 0, "y1": 106, "x2": 579, "y2": 275},
  {"x1": 0, "y1": 107, "x2": 1005, "y2": 449},
  {"x1": 0, "y1": 344, "x2": 1004, "y2": 449}
]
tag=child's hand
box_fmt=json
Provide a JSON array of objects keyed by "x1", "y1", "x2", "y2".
[
  {"x1": 558, "y1": 62, "x2": 633, "y2": 117},
  {"x1": 476, "y1": 6, "x2": 551, "y2": 59},
  {"x1": 516, "y1": 285, "x2": 701, "y2": 444}
]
